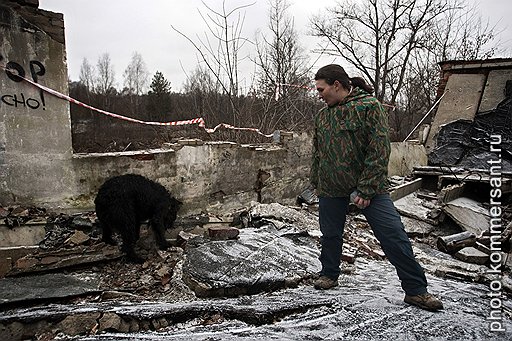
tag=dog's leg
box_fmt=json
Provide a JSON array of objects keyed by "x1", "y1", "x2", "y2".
[
  {"x1": 150, "y1": 217, "x2": 171, "y2": 250},
  {"x1": 119, "y1": 221, "x2": 145, "y2": 264},
  {"x1": 100, "y1": 220, "x2": 116, "y2": 245}
]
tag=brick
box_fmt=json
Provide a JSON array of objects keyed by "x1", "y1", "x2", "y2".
[
  {"x1": 15, "y1": 256, "x2": 38, "y2": 269},
  {"x1": 207, "y1": 226, "x2": 239, "y2": 240}
]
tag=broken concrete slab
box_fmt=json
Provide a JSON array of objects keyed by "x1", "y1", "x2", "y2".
[
  {"x1": 454, "y1": 247, "x2": 489, "y2": 265},
  {"x1": 413, "y1": 243, "x2": 489, "y2": 283},
  {"x1": 7, "y1": 244, "x2": 122, "y2": 276},
  {"x1": 425, "y1": 73, "x2": 486, "y2": 151},
  {"x1": 479, "y1": 69, "x2": 512, "y2": 111},
  {"x1": 246, "y1": 203, "x2": 319, "y2": 232},
  {"x1": 428, "y1": 83, "x2": 512, "y2": 171},
  {"x1": 401, "y1": 216, "x2": 438, "y2": 237},
  {"x1": 0, "y1": 201, "x2": 510, "y2": 339},
  {"x1": 0, "y1": 224, "x2": 46, "y2": 247},
  {"x1": 394, "y1": 192, "x2": 438, "y2": 224},
  {"x1": 0, "y1": 272, "x2": 100, "y2": 306},
  {"x1": 2, "y1": 259, "x2": 511, "y2": 340},
  {"x1": 443, "y1": 197, "x2": 490, "y2": 236},
  {"x1": 182, "y1": 225, "x2": 320, "y2": 297}
]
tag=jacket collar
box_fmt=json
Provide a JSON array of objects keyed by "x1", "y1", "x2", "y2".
[{"x1": 339, "y1": 87, "x2": 370, "y2": 105}]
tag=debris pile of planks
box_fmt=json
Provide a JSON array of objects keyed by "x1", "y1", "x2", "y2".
[{"x1": 391, "y1": 166, "x2": 511, "y2": 269}]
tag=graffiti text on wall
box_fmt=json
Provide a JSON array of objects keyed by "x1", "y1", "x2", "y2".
[{"x1": 1, "y1": 54, "x2": 46, "y2": 110}]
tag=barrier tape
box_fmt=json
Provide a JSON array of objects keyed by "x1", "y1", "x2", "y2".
[{"x1": 0, "y1": 64, "x2": 274, "y2": 138}]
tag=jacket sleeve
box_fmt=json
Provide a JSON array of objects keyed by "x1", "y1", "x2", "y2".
[
  {"x1": 357, "y1": 102, "x2": 391, "y2": 199},
  {"x1": 310, "y1": 126, "x2": 319, "y2": 189}
]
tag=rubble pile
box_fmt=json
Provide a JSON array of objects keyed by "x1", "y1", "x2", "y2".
[
  {"x1": 395, "y1": 168, "x2": 512, "y2": 285},
  {"x1": 1, "y1": 178, "x2": 511, "y2": 338},
  {"x1": 0, "y1": 205, "x2": 48, "y2": 228}
]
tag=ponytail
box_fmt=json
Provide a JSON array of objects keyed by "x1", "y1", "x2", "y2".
[{"x1": 350, "y1": 77, "x2": 374, "y2": 94}]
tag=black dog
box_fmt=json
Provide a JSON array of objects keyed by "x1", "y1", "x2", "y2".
[{"x1": 95, "y1": 174, "x2": 182, "y2": 263}]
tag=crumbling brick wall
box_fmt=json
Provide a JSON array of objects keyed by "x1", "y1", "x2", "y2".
[{"x1": 2, "y1": 0, "x2": 64, "y2": 44}]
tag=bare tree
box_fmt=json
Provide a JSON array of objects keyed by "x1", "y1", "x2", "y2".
[
  {"x1": 311, "y1": 0, "x2": 455, "y2": 105},
  {"x1": 123, "y1": 52, "x2": 149, "y2": 96},
  {"x1": 311, "y1": 0, "x2": 503, "y2": 140},
  {"x1": 253, "y1": 0, "x2": 315, "y2": 131},
  {"x1": 172, "y1": 0, "x2": 255, "y2": 124},
  {"x1": 430, "y1": 2, "x2": 504, "y2": 61},
  {"x1": 77, "y1": 57, "x2": 97, "y2": 121},
  {"x1": 123, "y1": 51, "x2": 149, "y2": 116},
  {"x1": 94, "y1": 52, "x2": 116, "y2": 111},
  {"x1": 183, "y1": 65, "x2": 230, "y2": 126},
  {"x1": 398, "y1": 1, "x2": 505, "y2": 139},
  {"x1": 95, "y1": 53, "x2": 116, "y2": 96},
  {"x1": 78, "y1": 57, "x2": 95, "y2": 92}
]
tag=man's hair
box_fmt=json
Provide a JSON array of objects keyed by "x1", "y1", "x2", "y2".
[{"x1": 315, "y1": 64, "x2": 374, "y2": 93}]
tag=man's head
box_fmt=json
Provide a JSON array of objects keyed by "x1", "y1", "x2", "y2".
[{"x1": 314, "y1": 64, "x2": 352, "y2": 107}]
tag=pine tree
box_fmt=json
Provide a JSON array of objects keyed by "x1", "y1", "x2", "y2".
[
  {"x1": 148, "y1": 71, "x2": 171, "y2": 95},
  {"x1": 147, "y1": 71, "x2": 172, "y2": 121}
]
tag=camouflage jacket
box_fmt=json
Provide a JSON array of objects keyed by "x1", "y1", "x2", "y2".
[{"x1": 310, "y1": 87, "x2": 390, "y2": 199}]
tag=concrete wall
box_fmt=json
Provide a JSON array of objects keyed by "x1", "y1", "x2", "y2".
[
  {"x1": 425, "y1": 73, "x2": 486, "y2": 151},
  {"x1": 69, "y1": 134, "x2": 312, "y2": 214},
  {"x1": 0, "y1": 1, "x2": 76, "y2": 205},
  {"x1": 388, "y1": 142, "x2": 427, "y2": 176},
  {"x1": 479, "y1": 69, "x2": 512, "y2": 112}
]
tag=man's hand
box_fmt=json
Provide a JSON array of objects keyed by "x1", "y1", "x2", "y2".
[{"x1": 353, "y1": 195, "x2": 370, "y2": 209}]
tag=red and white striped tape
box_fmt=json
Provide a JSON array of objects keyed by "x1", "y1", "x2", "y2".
[{"x1": 0, "y1": 64, "x2": 274, "y2": 138}]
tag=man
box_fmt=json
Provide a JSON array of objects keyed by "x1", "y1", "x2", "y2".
[{"x1": 310, "y1": 64, "x2": 443, "y2": 311}]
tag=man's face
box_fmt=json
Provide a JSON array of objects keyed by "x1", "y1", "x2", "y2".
[{"x1": 315, "y1": 79, "x2": 343, "y2": 107}]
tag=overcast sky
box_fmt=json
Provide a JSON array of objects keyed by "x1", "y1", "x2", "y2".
[{"x1": 39, "y1": 0, "x2": 512, "y2": 92}]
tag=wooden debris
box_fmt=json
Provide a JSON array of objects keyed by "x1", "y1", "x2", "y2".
[
  {"x1": 474, "y1": 241, "x2": 491, "y2": 255},
  {"x1": 438, "y1": 173, "x2": 512, "y2": 193},
  {"x1": 438, "y1": 183, "x2": 465, "y2": 204},
  {"x1": 389, "y1": 178, "x2": 423, "y2": 201},
  {"x1": 416, "y1": 192, "x2": 438, "y2": 201},
  {"x1": 437, "y1": 231, "x2": 476, "y2": 254}
]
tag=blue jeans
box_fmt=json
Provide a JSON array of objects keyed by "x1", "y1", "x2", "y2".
[{"x1": 319, "y1": 194, "x2": 428, "y2": 296}]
